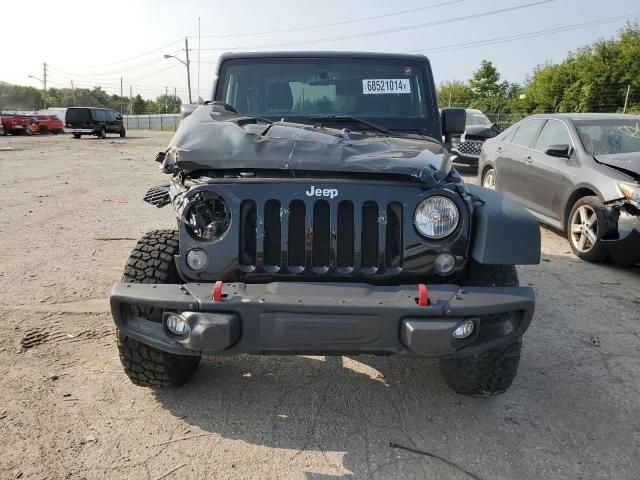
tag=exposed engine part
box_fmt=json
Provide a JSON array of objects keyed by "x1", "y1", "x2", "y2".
[{"x1": 184, "y1": 192, "x2": 231, "y2": 241}]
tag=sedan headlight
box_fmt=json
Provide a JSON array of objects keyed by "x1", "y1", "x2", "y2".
[
  {"x1": 618, "y1": 182, "x2": 640, "y2": 207},
  {"x1": 414, "y1": 196, "x2": 459, "y2": 239}
]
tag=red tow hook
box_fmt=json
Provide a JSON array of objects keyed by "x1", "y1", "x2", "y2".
[
  {"x1": 212, "y1": 280, "x2": 224, "y2": 301},
  {"x1": 417, "y1": 284, "x2": 429, "y2": 306}
]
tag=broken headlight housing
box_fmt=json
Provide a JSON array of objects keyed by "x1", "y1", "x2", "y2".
[
  {"x1": 618, "y1": 182, "x2": 640, "y2": 208},
  {"x1": 185, "y1": 192, "x2": 231, "y2": 241}
]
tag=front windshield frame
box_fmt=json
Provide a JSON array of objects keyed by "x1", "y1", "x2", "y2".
[
  {"x1": 575, "y1": 119, "x2": 640, "y2": 156},
  {"x1": 214, "y1": 56, "x2": 439, "y2": 135}
]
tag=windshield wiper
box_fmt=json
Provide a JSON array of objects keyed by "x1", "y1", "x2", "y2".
[{"x1": 308, "y1": 116, "x2": 389, "y2": 135}]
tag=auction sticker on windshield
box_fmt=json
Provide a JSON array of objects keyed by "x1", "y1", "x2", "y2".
[{"x1": 362, "y1": 79, "x2": 411, "y2": 94}]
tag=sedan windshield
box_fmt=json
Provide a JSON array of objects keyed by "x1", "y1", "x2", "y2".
[
  {"x1": 216, "y1": 58, "x2": 430, "y2": 131},
  {"x1": 466, "y1": 112, "x2": 492, "y2": 127},
  {"x1": 576, "y1": 119, "x2": 640, "y2": 156}
]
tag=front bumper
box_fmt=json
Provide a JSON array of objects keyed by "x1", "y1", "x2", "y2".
[
  {"x1": 111, "y1": 281, "x2": 534, "y2": 358},
  {"x1": 602, "y1": 229, "x2": 640, "y2": 267}
]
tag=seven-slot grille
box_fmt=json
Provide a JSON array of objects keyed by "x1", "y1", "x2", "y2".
[
  {"x1": 239, "y1": 199, "x2": 403, "y2": 275},
  {"x1": 455, "y1": 141, "x2": 483, "y2": 157}
]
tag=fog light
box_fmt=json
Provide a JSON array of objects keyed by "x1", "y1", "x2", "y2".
[
  {"x1": 165, "y1": 312, "x2": 190, "y2": 335},
  {"x1": 434, "y1": 252, "x2": 456, "y2": 274},
  {"x1": 452, "y1": 320, "x2": 474, "y2": 339},
  {"x1": 186, "y1": 248, "x2": 208, "y2": 270}
]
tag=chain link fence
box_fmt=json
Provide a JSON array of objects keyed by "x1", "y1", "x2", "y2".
[{"x1": 122, "y1": 114, "x2": 181, "y2": 131}]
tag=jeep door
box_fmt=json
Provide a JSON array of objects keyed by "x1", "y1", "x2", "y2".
[
  {"x1": 523, "y1": 119, "x2": 577, "y2": 227},
  {"x1": 496, "y1": 118, "x2": 545, "y2": 209}
]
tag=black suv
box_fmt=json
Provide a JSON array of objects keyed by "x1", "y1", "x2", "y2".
[
  {"x1": 65, "y1": 107, "x2": 125, "y2": 139},
  {"x1": 110, "y1": 52, "x2": 540, "y2": 396}
]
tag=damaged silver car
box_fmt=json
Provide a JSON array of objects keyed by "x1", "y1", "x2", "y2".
[{"x1": 479, "y1": 113, "x2": 640, "y2": 265}]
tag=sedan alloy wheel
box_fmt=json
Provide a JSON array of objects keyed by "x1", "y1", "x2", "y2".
[
  {"x1": 482, "y1": 169, "x2": 497, "y2": 190},
  {"x1": 570, "y1": 205, "x2": 598, "y2": 253}
]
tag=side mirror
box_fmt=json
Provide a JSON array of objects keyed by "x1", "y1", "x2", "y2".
[
  {"x1": 441, "y1": 108, "x2": 466, "y2": 139},
  {"x1": 545, "y1": 144, "x2": 572, "y2": 159}
]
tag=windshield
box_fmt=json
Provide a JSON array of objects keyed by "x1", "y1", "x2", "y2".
[
  {"x1": 576, "y1": 119, "x2": 640, "y2": 156},
  {"x1": 466, "y1": 112, "x2": 492, "y2": 127},
  {"x1": 216, "y1": 58, "x2": 430, "y2": 131}
]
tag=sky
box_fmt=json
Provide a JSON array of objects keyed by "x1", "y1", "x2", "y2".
[{"x1": 1, "y1": 0, "x2": 638, "y2": 102}]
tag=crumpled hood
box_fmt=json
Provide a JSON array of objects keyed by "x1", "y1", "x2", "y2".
[
  {"x1": 595, "y1": 153, "x2": 640, "y2": 179},
  {"x1": 165, "y1": 104, "x2": 451, "y2": 186}
]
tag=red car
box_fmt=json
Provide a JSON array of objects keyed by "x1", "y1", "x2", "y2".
[
  {"x1": 33, "y1": 114, "x2": 64, "y2": 134},
  {"x1": 0, "y1": 113, "x2": 31, "y2": 135}
]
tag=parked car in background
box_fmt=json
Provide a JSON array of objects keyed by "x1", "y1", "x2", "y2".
[
  {"x1": 65, "y1": 107, "x2": 126, "y2": 139},
  {"x1": 33, "y1": 114, "x2": 64, "y2": 134},
  {"x1": 448, "y1": 108, "x2": 501, "y2": 169},
  {"x1": 478, "y1": 113, "x2": 640, "y2": 265},
  {"x1": 0, "y1": 113, "x2": 32, "y2": 135}
]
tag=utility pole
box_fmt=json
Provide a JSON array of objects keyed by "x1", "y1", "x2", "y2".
[
  {"x1": 174, "y1": 87, "x2": 177, "y2": 113},
  {"x1": 448, "y1": 91, "x2": 452, "y2": 107},
  {"x1": 623, "y1": 85, "x2": 631, "y2": 114},
  {"x1": 165, "y1": 86, "x2": 168, "y2": 113},
  {"x1": 43, "y1": 62, "x2": 47, "y2": 109},
  {"x1": 70, "y1": 80, "x2": 76, "y2": 106},
  {"x1": 129, "y1": 85, "x2": 133, "y2": 114},
  {"x1": 185, "y1": 37, "x2": 193, "y2": 104},
  {"x1": 120, "y1": 78, "x2": 124, "y2": 114}
]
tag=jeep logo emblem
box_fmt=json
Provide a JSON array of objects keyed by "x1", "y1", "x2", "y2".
[{"x1": 305, "y1": 186, "x2": 339, "y2": 199}]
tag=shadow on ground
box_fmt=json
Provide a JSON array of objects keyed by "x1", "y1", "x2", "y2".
[{"x1": 151, "y1": 251, "x2": 640, "y2": 479}]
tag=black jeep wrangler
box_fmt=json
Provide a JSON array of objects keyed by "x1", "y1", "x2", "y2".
[{"x1": 111, "y1": 52, "x2": 540, "y2": 395}]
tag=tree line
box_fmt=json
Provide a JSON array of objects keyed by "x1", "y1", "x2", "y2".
[
  {"x1": 0, "y1": 82, "x2": 183, "y2": 114},
  {"x1": 438, "y1": 21, "x2": 639, "y2": 123},
  {"x1": 2, "y1": 22, "x2": 638, "y2": 120}
]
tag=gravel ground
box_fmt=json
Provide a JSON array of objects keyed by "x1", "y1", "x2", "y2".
[{"x1": 0, "y1": 131, "x2": 639, "y2": 480}]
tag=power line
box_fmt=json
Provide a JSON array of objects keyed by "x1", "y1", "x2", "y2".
[
  {"x1": 128, "y1": 63, "x2": 183, "y2": 82},
  {"x1": 67, "y1": 38, "x2": 184, "y2": 70},
  {"x1": 47, "y1": 50, "x2": 182, "y2": 79},
  {"x1": 196, "y1": 0, "x2": 467, "y2": 38},
  {"x1": 196, "y1": 0, "x2": 553, "y2": 54},
  {"x1": 407, "y1": 13, "x2": 638, "y2": 54}
]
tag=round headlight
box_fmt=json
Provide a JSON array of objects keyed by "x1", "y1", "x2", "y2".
[{"x1": 414, "y1": 196, "x2": 459, "y2": 239}]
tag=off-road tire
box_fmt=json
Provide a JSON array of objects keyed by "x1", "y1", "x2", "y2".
[
  {"x1": 117, "y1": 229, "x2": 201, "y2": 388},
  {"x1": 120, "y1": 128, "x2": 126, "y2": 138},
  {"x1": 122, "y1": 229, "x2": 181, "y2": 321},
  {"x1": 440, "y1": 341, "x2": 522, "y2": 396},
  {"x1": 99, "y1": 127, "x2": 107, "y2": 139},
  {"x1": 567, "y1": 196, "x2": 610, "y2": 263},
  {"x1": 440, "y1": 261, "x2": 521, "y2": 395},
  {"x1": 39, "y1": 125, "x2": 48, "y2": 135},
  {"x1": 73, "y1": 133, "x2": 81, "y2": 139},
  {"x1": 117, "y1": 331, "x2": 200, "y2": 387}
]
